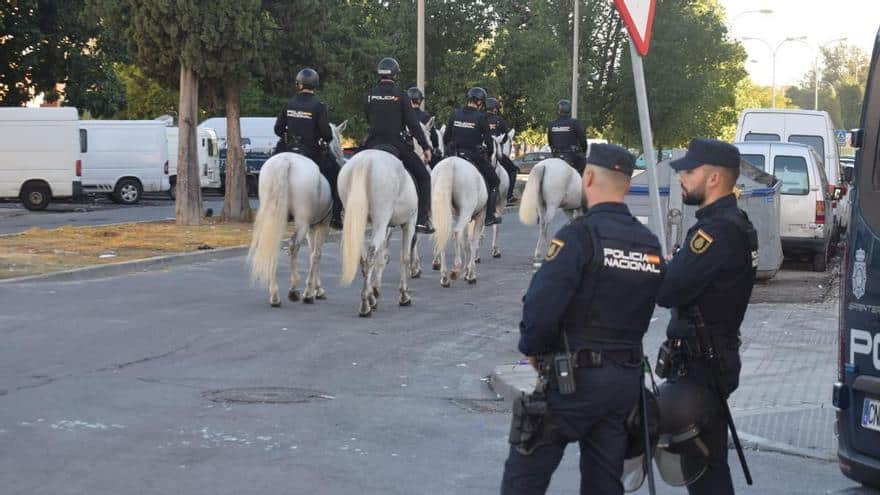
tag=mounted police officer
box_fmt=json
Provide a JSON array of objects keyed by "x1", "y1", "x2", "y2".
[
  {"x1": 547, "y1": 99, "x2": 588, "y2": 175},
  {"x1": 443, "y1": 87, "x2": 501, "y2": 226},
  {"x1": 501, "y1": 144, "x2": 666, "y2": 495},
  {"x1": 273, "y1": 67, "x2": 343, "y2": 230},
  {"x1": 655, "y1": 138, "x2": 758, "y2": 495},
  {"x1": 486, "y1": 97, "x2": 519, "y2": 202},
  {"x1": 363, "y1": 57, "x2": 435, "y2": 234},
  {"x1": 406, "y1": 87, "x2": 440, "y2": 167}
]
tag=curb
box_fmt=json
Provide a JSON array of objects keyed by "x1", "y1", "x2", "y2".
[
  {"x1": 488, "y1": 363, "x2": 838, "y2": 463},
  {"x1": 0, "y1": 245, "x2": 248, "y2": 285}
]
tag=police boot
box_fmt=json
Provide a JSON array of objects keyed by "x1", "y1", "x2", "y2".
[
  {"x1": 485, "y1": 188, "x2": 502, "y2": 226},
  {"x1": 416, "y1": 212, "x2": 435, "y2": 234}
]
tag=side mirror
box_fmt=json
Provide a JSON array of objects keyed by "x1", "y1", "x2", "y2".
[{"x1": 850, "y1": 129, "x2": 864, "y2": 149}]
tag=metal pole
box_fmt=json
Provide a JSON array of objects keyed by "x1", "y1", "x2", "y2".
[
  {"x1": 417, "y1": 0, "x2": 425, "y2": 108},
  {"x1": 771, "y1": 50, "x2": 777, "y2": 108},
  {"x1": 814, "y1": 55, "x2": 819, "y2": 110},
  {"x1": 628, "y1": 39, "x2": 667, "y2": 257},
  {"x1": 571, "y1": 0, "x2": 580, "y2": 118}
]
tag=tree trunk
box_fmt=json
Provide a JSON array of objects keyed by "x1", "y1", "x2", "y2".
[
  {"x1": 175, "y1": 65, "x2": 203, "y2": 225},
  {"x1": 222, "y1": 83, "x2": 252, "y2": 222}
]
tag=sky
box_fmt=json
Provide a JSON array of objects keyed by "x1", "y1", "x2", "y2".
[{"x1": 719, "y1": 0, "x2": 878, "y2": 87}]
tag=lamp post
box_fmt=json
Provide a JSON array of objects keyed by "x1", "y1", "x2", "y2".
[
  {"x1": 731, "y1": 8, "x2": 773, "y2": 24},
  {"x1": 798, "y1": 37, "x2": 848, "y2": 110},
  {"x1": 743, "y1": 36, "x2": 807, "y2": 108},
  {"x1": 571, "y1": 0, "x2": 580, "y2": 118},
  {"x1": 417, "y1": 0, "x2": 425, "y2": 107}
]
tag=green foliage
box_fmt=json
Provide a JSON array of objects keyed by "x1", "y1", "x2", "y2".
[{"x1": 113, "y1": 64, "x2": 179, "y2": 119}]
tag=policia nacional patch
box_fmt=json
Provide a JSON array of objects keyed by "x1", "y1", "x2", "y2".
[
  {"x1": 689, "y1": 229, "x2": 714, "y2": 254},
  {"x1": 546, "y1": 239, "x2": 565, "y2": 261}
]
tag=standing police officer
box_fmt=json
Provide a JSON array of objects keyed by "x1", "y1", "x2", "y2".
[
  {"x1": 273, "y1": 67, "x2": 343, "y2": 230},
  {"x1": 485, "y1": 97, "x2": 519, "y2": 202},
  {"x1": 547, "y1": 99, "x2": 588, "y2": 175},
  {"x1": 406, "y1": 87, "x2": 440, "y2": 166},
  {"x1": 363, "y1": 57, "x2": 434, "y2": 234},
  {"x1": 501, "y1": 144, "x2": 665, "y2": 495},
  {"x1": 656, "y1": 138, "x2": 758, "y2": 495},
  {"x1": 443, "y1": 87, "x2": 501, "y2": 226}
]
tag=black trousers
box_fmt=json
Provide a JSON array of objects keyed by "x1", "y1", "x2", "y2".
[
  {"x1": 456, "y1": 149, "x2": 500, "y2": 191},
  {"x1": 367, "y1": 138, "x2": 431, "y2": 223},
  {"x1": 555, "y1": 151, "x2": 586, "y2": 175},
  {"x1": 307, "y1": 151, "x2": 341, "y2": 217},
  {"x1": 501, "y1": 362, "x2": 640, "y2": 495},
  {"x1": 498, "y1": 154, "x2": 519, "y2": 195}
]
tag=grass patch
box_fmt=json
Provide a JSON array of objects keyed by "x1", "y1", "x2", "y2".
[{"x1": 0, "y1": 219, "x2": 254, "y2": 279}]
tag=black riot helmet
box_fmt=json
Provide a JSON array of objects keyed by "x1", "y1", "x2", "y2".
[
  {"x1": 407, "y1": 87, "x2": 424, "y2": 104},
  {"x1": 296, "y1": 68, "x2": 319, "y2": 90},
  {"x1": 653, "y1": 380, "x2": 718, "y2": 487},
  {"x1": 467, "y1": 87, "x2": 488, "y2": 107},
  {"x1": 377, "y1": 57, "x2": 400, "y2": 80},
  {"x1": 485, "y1": 97, "x2": 500, "y2": 112},
  {"x1": 621, "y1": 386, "x2": 661, "y2": 492},
  {"x1": 557, "y1": 99, "x2": 572, "y2": 116}
]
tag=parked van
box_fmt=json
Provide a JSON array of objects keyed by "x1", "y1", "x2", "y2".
[
  {"x1": 833, "y1": 27, "x2": 880, "y2": 490},
  {"x1": 165, "y1": 127, "x2": 222, "y2": 197},
  {"x1": 198, "y1": 117, "x2": 277, "y2": 153},
  {"x1": 736, "y1": 141, "x2": 834, "y2": 271},
  {"x1": 0, "y1": 107, "x2": 82, "y2": 210},
  {"x1": 735, "y1": 108, "x2": 846, "y2": 235},
  {"x1": 79, "y1": 120, "x2": 169, "y2": 204}
]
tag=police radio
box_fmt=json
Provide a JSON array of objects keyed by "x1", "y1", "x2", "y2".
[{"x1": 554, "y1": 332, "x2": 577, "y2": 395}]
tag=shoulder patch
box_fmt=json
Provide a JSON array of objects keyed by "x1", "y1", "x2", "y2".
[
  {"x1": 689, "y1": 229, "x2": 714, "y2": 254},
  {"x1": 546, "y1": 239, "x2": 565, "y2": 261}
]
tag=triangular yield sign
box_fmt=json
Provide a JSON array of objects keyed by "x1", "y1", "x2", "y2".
[{"x1": 613, "y1": 0, "x2": 656, "y2": 56}]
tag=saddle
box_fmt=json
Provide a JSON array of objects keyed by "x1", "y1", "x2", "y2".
[{"x1": 371, "y1": 143, "x2": 400, "y2": 158}]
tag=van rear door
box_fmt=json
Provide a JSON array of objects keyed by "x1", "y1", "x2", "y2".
[{"x1": 772, "y1": 148, "x2": 816, "y2": 238}]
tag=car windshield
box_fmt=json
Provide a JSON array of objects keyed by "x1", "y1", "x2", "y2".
[
  {"x1": 741, "y1": 154, "x2": 766, "y2": 171},
  {"x1": 789, "y1": 135, "x2": 825, "y2": 160},
  {"x1": 745, "y1": 132, "x2": 781, "y2": 142},
  {"x1": 773, "y1": 155, "x2": 810, "y2": 195}
]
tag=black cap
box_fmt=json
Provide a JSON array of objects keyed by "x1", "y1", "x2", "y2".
[
  {"x1": 587, "y1": 143, "x2": 636, "y2": 176},
  {"x1": 670, "y1": 138, "x2": 740, "y2": 171}
]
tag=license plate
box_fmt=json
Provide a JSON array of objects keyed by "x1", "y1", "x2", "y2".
[{"x1": 862, "y1": 398, "x2": 880, "y2": 432}]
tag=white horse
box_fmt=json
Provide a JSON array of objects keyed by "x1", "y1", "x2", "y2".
[
  {"x1": 407, "y1": 117, "x2": 435, "y2": 280},
  {"x1": 430, "y1": 156, "x2": 488, "y2": 287},
  {"x1": 248, "y1": 121, "x2": 348, "y2": 307},
  {"x1": 481, "y1": 129, "x2": 516, "y2": 260},
  {"x1": 518, "y1": 158, "x2": 584, "y2": 262},
  {"x1": 339, "y1": 148, "x2": 418, "y2": 317}
]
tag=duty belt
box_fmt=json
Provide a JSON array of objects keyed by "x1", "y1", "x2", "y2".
[
  {"x1": 543, "y1": 347, "x2": 641, "y2": 369},
  {"x1": 671, "y1": 335, "x2": 742, "y2": 359}
]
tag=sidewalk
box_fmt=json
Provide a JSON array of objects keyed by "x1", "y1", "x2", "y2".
[{"x1": 489, "y1": 295, "x2": 840, "y2": 461}]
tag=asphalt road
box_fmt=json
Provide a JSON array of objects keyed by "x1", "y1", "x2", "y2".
[{"x1": 0, "y1": 210, "x2": 873, "y2": 494}]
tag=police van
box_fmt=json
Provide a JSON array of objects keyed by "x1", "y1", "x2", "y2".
[{"x1": 833, "y1": 27, "x2": 880, "y2": 489}]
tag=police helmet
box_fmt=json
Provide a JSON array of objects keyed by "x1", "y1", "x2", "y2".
[
  {"x1": 467, "y1": 87, "x2": 487, "y2": 105},
  {"x1": 557, "y1": 99, "x2": 572, "y2": 116},
  {"x1": 653, "y1": 380, "x2": 718, "y2": 487},
  {"x1": 296, "y1": 68, "x2": 319, "y2": 90},
  {"x1": 486, "y1": 97, "x2": 500, "y2": 112},
  {"x1": 621, "y1": 387, "x2": 660, "y2": 492},
  {"x1": 407, "y1": 87, "x2": 424, "y2": 103},
  {"x1": 377, "y1": 57, "x2": 400, "y2": 79}
]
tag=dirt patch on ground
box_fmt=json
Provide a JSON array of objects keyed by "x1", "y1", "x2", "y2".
[{"x1": 0, "y1": 219, "x2": 254, "y2": 279}]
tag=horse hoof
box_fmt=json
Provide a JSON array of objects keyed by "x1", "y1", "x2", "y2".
[
  {"x1": 270, "y1": 300, "x2": 281, "y2": 308},
  {"x1": 399, "y1": 295, "x2": 412, "y2": 307},
  {"x1": 372, "y1": 287, "x2": 380, "y2": 298},
  {"x1": 411, "y1": 269, "x2": 422, "y2": 279},
  {"x1": 432, "y1": 262, "x2": 440, "y2": 271},
  {"x1": 467, "y1": 277, "x2": 477, "y2": 285},
  {"x1": 302, "y1": 296, "x2": 315, "y2": 304},
  {"x1": 492, "y1": 250, "x2": 502, "y2": 258},
  {"x1": 288, "y1": 290, "x2": 300, "y2": 302},
  {"x1": 315, "y1": 290, "x2": 327, "y2": 300},
  {"x1": 359, "y1": 302, "x2": 372, "y2": 317},
  {"x1": 450, "y1": 270, "x2": 459, "y2": 280},
  {"x1": 475, "y1": 257, "x2": 481, "y2": 264},
  {"x1": 359, "y1": 309, "x2": 372, "y2": 318},
  {"x1": 440, "y1": 277, "x2": 451, "y2": 288}
]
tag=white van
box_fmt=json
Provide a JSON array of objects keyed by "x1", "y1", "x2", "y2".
[
  {"x1": 165, "y1": 127, "x2": 222, "y2": 197},
  {"x1": 736, "y1": 141, "x2": 834, "y2": 271},
  {"x1": 199, "y1": 117, "x2": 278, "y2": 153},
  {"x1": 734, "y1": 108, "x2": 846, "y2": 235},
  {"x1": 0, "y1": 107, "x2": 82, "y2": 210},
  {"x1": 79, "y1": 120, "x2": 169, "y2": 204}
]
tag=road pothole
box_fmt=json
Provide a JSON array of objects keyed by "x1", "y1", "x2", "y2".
[
  {"x1": 202, "y1": 387, "x2": 334, "y2": 404},
  {"x1": 450, "y1": 398, "x2": 510, "y2": 414}
]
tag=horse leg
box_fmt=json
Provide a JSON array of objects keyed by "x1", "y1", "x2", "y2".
[
  {"x1": 399, "y1": 224, "x2": 414, "y2": 306},
  {"x1": 410, "y1": 233, "x2": 422, "y2": 279},
  {"x1": 450, "y1": 229, "x2": 462, "y2": 281},
  {"x1": 302, "y1": 224, "x2": 327, "y2": 304},
  {"x1": 359, "y1": 245, "x2": 377, "y2": 317},
  {"x1": 491, "y1": 223, "x2": 502, "y2": 258},
  {"x1": 533, "y1": 209, "x2": 546, "y2": 262},
  {"x1": 287, "y1": 233, "x2": 303, "y2": 303},
  {"x1": 432, "y1": 250, "x2": 441, "y2": 271},
  {"x1": 312, "y1": 223, "x2": 328, "y2": 300},
  {"x1": 466, "y1": 218, "x2": 482, "y2": 284},
  {"x1": 371, "y1": 228, "x2": 393, "y2": 302},
  {"x1": 475, "y1": 226, "x2": 483, "y2": 264}
]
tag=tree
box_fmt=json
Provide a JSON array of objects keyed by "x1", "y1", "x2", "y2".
[
  {"x1": 113, "y1": 64, "x2": 179, "y2": 119},
  {"x1": 0, "y1": 0, "x2": 124, "y2": 116}
]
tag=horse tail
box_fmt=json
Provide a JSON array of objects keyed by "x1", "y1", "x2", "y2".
[
  {"x1": 431, "y1": 161, "x2": 455, "y2": 255},
  {"x1": 340, "y1": 157, "x2": 371, "y2": 286},
  {"x1": 519, "y1": 161, "x2": 544, "y2": 225},
  {"x1": 248, "y1": 158, "x2": 290, "y2": 287}
]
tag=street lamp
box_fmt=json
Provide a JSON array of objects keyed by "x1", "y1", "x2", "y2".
[
  {"x1": 731, "y1": 8, "x2": 774, "y2": 24},
  {"x1": 572, "y1": 0, "x2": 580, "y2": 118},
  {"x1": 795, "y1": 37, "x2": 848, "y2": 110},
  {"x1": 743, "y1": 35, "x2": 807, "y2": 108},
  {"x1": 417, "y1": 0, "x2": 425, "y2": 108}
]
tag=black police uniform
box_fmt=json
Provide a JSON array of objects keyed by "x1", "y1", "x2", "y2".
[
  {"x1": 444, "y1": 105, "x2": 501, "y2": 223},
  {"x1": 407, "y1": 107, "x2": 440, "y2": 168},
  {"x1": 548, "y1": 116, "x2": 588, "y2": 174},
  {"x1": 656, "y1": 139, "x2": 758, "y2": 495},
  {"x1": 487, "y1": 111, "x2": 519, "y2": 200},
  {"x1": 501, "y1": 145, "x2": 665, "y2": 495},
  {"x1": 364, "y1": 80, "x2": 433, "y2": 226},
  {"x1": 273, "y1": 91, "x2": 341, "y2": 222}
]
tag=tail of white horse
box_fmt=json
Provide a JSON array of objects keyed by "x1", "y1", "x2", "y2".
[
  {"x1": 341, "y1": 158, "x2": 371, "y2": 286},
  {"x1": 519, "y1": 162, "x2": 545, "y2": 225},
  {"x1": 431, "y1": 161, "x2": 455, "y2": 256},
  {"x1": 248, "y1": 161, "x2": 291, "y2": 287}
]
